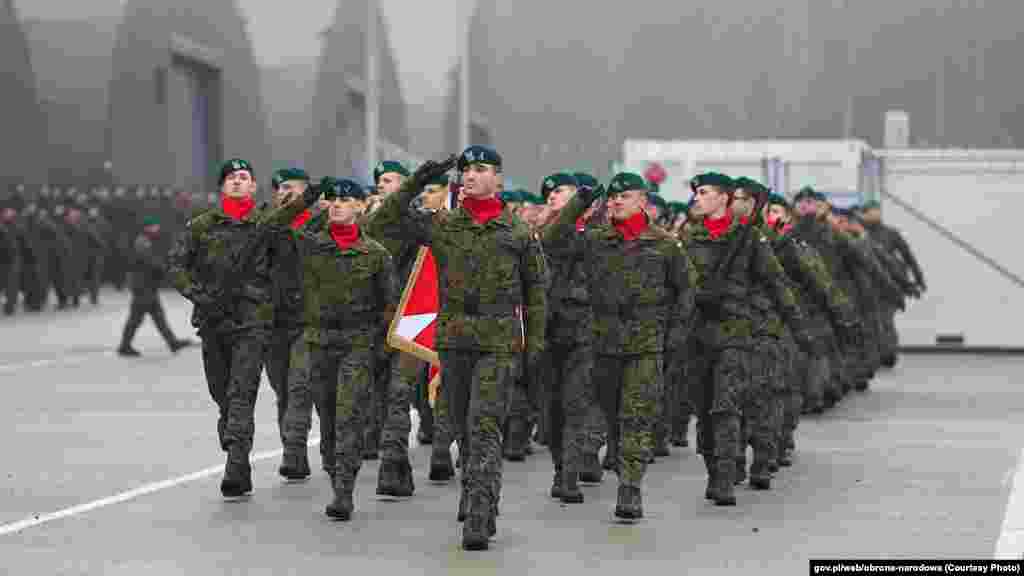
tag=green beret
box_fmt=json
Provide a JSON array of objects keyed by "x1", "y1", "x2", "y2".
[
  {"x1": 861, "y1": 200, "x2": 881, "y2": 211},
  {"x1": 540, "y1": 172, "x2": 578, "y2": 199},
  {"x1": 219, "y1": 158, "x2": 253, "y2": 184},
  {"x1": 271, "y1": 167, "x2": 309, "y2": 189},
  {"x1": 767, "y1": 193, "x2": 789, "y2": 208},
  {"x1": 499, "y1": 189, "x2": 521, "y2": 204},
  {"x1": 373, "y1": 160, "x2": 410, "y2": 183},
  {"x1": 690, "y1": 172, "x2": 734, "y2": 191},
  {"x1": 142, "y1": 215, "x2": 159, "y2": 227},
  {"x1": 457, "y1": 145, "x2": 502, "y2": 171},
  {"x1": 522, "y1": 192, "x2": 546, "y2": 206},
  {"x1": 733, "y1": 176, "x2": 769, "y2": 195},
  {"x1": 574, "y1": 172, "x2": 605, "y2": 198},
  {"x1": 607, "y1": 172, "x2": 648, "y2": 195},
  {"x1": 323, "y1": 178, "x2": 366, "y2": 201}
]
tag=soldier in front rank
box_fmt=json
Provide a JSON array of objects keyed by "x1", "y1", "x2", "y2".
[
  {"x1": 374, "y1": 147, "x2": 545, "y2": 550},
  {"x1": 168, "y1": 159, "x2": 285, "y2": 498},
  {"x1": 533, "y1": 171, "x2": 591, "y2": 503},
  {"x1": 269, "y1": 176, "x2": 398, "y2": 520},
  {"x1": 265, "y1": 168, "x2": 317, "y2": 480},
  {"x1": 404, "y1": 173, "x2": 457, "y2": 482},
  {"x1": 685, "y1": 173, "x2": 812, "y2": 506},
  {"x1": 551, "y1": 172, "x2": 694, "y2": 518},
  {"x1": 117, "y1": 216, "x2": 195, "y2": 357},
  {"x1": 362, "y1": 161, "x2": 412, "y2": 461},
  {"x1": 570, "y1": 171, "x2": 609, "y2": 484}
]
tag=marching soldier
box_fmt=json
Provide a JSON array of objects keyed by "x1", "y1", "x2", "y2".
[
  {"x1": 376, "y1": 147, "x2": 546, "y2": 550},
  {"x1": 117, "y1": 216, "x2": 194, "y2": 357},
  {"x1": 168, "y1": 159, "x2": 283, "y2": 498},
  {"x1": 685, "y1": 173, "x2": 812, "y2": 506},
  {"x1": 549, "y1": 172, "x2": 695, "y2": 518}
]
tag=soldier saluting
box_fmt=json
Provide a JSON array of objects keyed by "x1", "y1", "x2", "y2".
[{"x1": 376, "y1": 147, "x2": 547, "y2": 551}]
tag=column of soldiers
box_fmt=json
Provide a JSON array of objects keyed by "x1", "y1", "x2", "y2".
[
  {"x1": 0, "y1": 184, "x2": 213, "y2": 318},
  {"x1": 168, "y1": 149, "x2": 923, "y2": 552}
]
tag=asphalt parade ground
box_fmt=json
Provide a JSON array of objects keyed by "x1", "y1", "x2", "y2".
[{"x1": 2, "y1": 289, "x2": 1023, "y2": 574}]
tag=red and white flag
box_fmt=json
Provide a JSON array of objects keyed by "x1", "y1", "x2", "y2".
[{"x1": 387, "y1": 247, "x2": 442, "y2": 367}]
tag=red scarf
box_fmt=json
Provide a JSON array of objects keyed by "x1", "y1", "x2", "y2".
[
  {"x1": 739, "y1": 215, "x2": 750, "y2": 225},
  {"x1": 329, "y1": 223, "x2": 359, "y2": 250},
  {"x1": 782, "y1": 223, "x2": 794, "y2": 235},
  {"x1": 462, "y1": 195, "x2": 504, "y2": 224},
  {"x1": 703, "y1": 209, "x2": 734, "y2": 240},
  {"x1": 612, "y1": 211, "x2": 649, "y2": 241},
  {"x1": 290, "y1": 209, "x2": 312, "y2": 230},
  {"x1": 221, "y1": 194, "x2": 256, "y2": 221},
  {"x1": 575, "y1": 216, "x2": 586, "y2": 232}
]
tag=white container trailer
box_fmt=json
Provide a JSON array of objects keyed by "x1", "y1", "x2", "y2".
[
  {"x1": 878, "y1": 149, "x2": 1024, "y2": 349},
  {"x1": 621, "y1": 139, "x2": 875, "y2": 204}
]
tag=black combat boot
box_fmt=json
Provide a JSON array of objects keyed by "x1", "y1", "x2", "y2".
[
  {"x1": 170, "y1": 338, "x2": 195, "y2": 354},
  {"x1": 503, "y1": 417, "x2": 527, "y2": 462},
  {"x1": 613, "y1": 484, "x2": 643, "y2": 520},
  {"x1": 117, "y1": 346, "x2": 141, "y2": 357},
  {"x1": 735, "y1": 452, "x2": 747, "y2": 486},
  {"x1": 457, "y1": 486, "x2": 468, "y2": 522},
  {"x1": 653, "y1": 426, "x2": 670, "y2": 458},
  {"x1": 220, "y1": 449, "x2": 252, "y2": 499},
  {"x1": 396, "y1": 459, "x2": 415, "y2": 497},
  {"x1": 703, "y1": 456, "x2": 717, "y2": 501},
  {"x1": 549, "y1": 465, "x2": 563, "y2": 499},
  {"x1": 325, "y1": 476, "x2": 354, "y2": 521},
  {"x1": 560, "y1": 466, "x2": 584, "y2": 504},
  {"x1": 713, "y1": 460, "x2": 737, "y2": 506},
  {"x1": 362, "y1": 429, "x2": 379, "y2": 460},
  {"x1": 578, "y1": 452, "x2": 604, "y2": 484},
  {"x1": 429, "y1": 447, "x2": 455, "y2": 482},
  {"x1": 672, "y1": 413, "x2": 690, "y2": 447},
  {"x1": 462, "y1": 514, "x2": 490, "y2": 551},
  {"x1": 376, "y1": 460, "x2": 403, "y2": 497},
  {"x1": 602, "y1": 443, "x2": 618, "y2": 472},
  {"x1": 278, "y1": 448, "x2": 311, "y2": 481}
]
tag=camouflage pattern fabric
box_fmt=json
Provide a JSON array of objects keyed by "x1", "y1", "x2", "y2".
[
  {"x1": 595, "y1": 354, "x2": 663, "y2": 488},
  {"x1": 201, "y1": 330, "x2": 270, "y2": 455}
]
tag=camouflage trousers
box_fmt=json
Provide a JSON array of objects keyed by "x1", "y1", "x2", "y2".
[
  {"x1": 265, "y1": 327, "x2": 301, "y2": 448},
  {"x1": 374, "y1": 352, "x2": 414, "y2": 463},
  {"x1": 200, "y1": 329, "x2": 270, "y2": 459},
  {"x1": 739, "y1": 337, "x2": 780, "y2": 476},
  {"x1": 879, "y1": 302, "x2": 900, "y2": 361},
  {"x1": 545, "y1": 344, "x2": 592, "y2": 476},
  {"x1": 777, "y1": 334, "x2": 800, "y2": 454},
  {"x1": 693, "y1": 344, "x2": 748, "y2": 465},
  {"x1": 657, "y1": 346, "x2": 694, "y2": 447},
  {"x1": 595, "y1": 354, "x2": 662, "y2": 488},
  {"x1": 440, "y1": 349, "x2": 519, "y2": 523},
  {"x1": 280, "y1": 338, "x2": 327, "y2": 464},
  {"x1": 417, "y1": 360, "x2": 453, "y2": 461},
  {"x1": 309, "y1": 344, "x2": 374, "y2": 485}
]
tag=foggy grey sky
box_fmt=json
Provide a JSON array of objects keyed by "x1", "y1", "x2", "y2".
[{"x1": 13, "y1": 0, "x2": 469, "y2": 113}]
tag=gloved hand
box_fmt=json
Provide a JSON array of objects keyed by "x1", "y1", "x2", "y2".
[
  {"x1": 577, "y1": 182, "x2": 606, "y2": 206},
  {"x1": 413, "y1": 155, "x2": 458, "y2": 189}
]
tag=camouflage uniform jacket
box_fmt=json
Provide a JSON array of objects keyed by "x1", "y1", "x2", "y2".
[
  {"x1": 538, "y1": 196, "x2": 595, "y2": 348},
  {"x1": 168, "y1": 201, "x2": 282, "y2": 334},
  {"x1": 766, "y1": 226, "x2": 857, "y2": 334},
  {"x1": 374, "y1": 180, "x2": 547, "y2": 357},
  {"x1": 864, "y1": 222, "x2": 924, "y2": 288},
  {"x1": 685, "y1": 216, "x2": 806, "y2": 350},
  {"x1": 567, "y1": 199, "x2": 695, "y2": 356}
]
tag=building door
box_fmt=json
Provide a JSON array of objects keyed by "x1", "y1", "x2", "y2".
[{"x1": 170, "y1": 55, "x2": 220, "y2": 193}]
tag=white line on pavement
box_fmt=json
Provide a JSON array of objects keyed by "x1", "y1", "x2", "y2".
[
  {"x1": 995, "y1": 447, "x2": 1024, "y2": 559},
  {"x1": 0, "y1": 438, "x2": 321, "y2": 538},
  {"x1": 0, "y1": 351, "x2": 116, "y2": 373}
]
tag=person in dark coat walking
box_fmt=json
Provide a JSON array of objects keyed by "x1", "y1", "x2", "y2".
[{"x1": 117, "y1": 216, "x2": 194, "y2": 357}]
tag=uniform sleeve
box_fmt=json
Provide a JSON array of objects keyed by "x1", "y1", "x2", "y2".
[
  {"x1": 797, "y1": 244, "x2": 856, "y2": 326},
  {"x1": 376, "y1": 250, "x2": 400, "y2": 355},
  {"x1": 370, "y1": 178, "x2": 433, "y2": 246},
  {"x1": 891, "y1": 229, "x2": 925, "y2": 287},
  {"x1": 666, "y1": 241, "x2": 697, "y2": 352},
  {"x1": 167, "y1": 221, "x2": 201, "y2": 301},
  {"x1": 754, "y1": 230, "x2": 806, "y2": 331},
  {"x1": 836, "y1": 232, "x2": 900, "y2": 295},
  {"x1": 521, "y1": 233, "x2": 549, "y2": 358},
  {"x1": 541, "y1": 194, "x2": 588, "y2": 254},
  {"x1": 135, "y1": 235, "x2": 164, "y2": 273}
]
